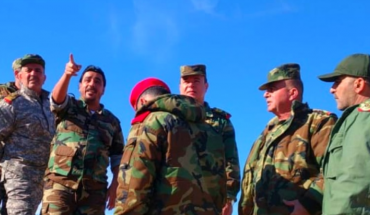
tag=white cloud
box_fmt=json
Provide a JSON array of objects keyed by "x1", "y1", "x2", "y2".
[
  {"x1": 190, "y1": 0, "x2": 219, "y2": 14},
  {"x1": 130, "y1": 0, "x2": 179, "y2": 62},
  {"x1": 246, "y1": 0, "x2": 297, "y2": 18}
]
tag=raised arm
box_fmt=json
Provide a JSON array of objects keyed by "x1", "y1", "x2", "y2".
[{"x1": 52, "y1": 54, "x2": 81, "y2": 104}]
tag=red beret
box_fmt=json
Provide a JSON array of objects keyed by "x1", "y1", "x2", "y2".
[{"x1": 129, "y1": 77, "x2": 171, "y2": 109}]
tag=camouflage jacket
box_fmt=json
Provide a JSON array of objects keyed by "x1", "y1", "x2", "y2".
[
  {"x1": 204, "y1": 102, "x2": 240, "y2": 201},
  {"x1": 238, "y1": 101, "x2": 337, "y2": 215},
  {"x1": 0, "y1": 86, "x2": 55, "y2": 168},
  {"x1": 45, "y1": 96, "x2": 124, "y2": 190},
  {"x1": 115, "y1": 94, "x2": 226, "y2": 215},
  {"x1": 0, "y1": 82, "x2": 18, "y2": 98},
  {"x1": 322, "y1": 99, "x2": 370, "y2": 215}
]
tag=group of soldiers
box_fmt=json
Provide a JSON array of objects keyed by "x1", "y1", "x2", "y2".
[{"x1": 0, "y1": 52, "x2": 369, "y2": 215}]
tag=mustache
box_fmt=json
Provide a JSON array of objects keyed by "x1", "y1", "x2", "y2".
[{"x1": 86, "y1": 87, "x2": 97, "y2": 92}]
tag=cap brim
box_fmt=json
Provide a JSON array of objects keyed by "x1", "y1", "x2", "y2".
[
  {"x1": 318, "y1": 73, "x2": 342, "y2": 82},
  {"x1": 181, "y1": 72, "x2": 205, "y2": 77},
  {"x1": 258, "y1": 79, "x2": 288, "y2": 91},
  {"x1": 258, "y1": 83, "x2": 269, "y2": 90}
]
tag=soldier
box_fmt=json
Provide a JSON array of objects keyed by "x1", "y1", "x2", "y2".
[
  {"x1": 238, "y1": 64, "x2": 337, "y2": 215},
  {"x1": 317, "y1": 54, "x2": 370, "y2": 214},
  {"x1": 114, "y1": 77, "x2": 226, "y2": 215},
  {"x1": 179, "y1": 64, "x2": 240, "y2": 215},
  {"x1": 0, "y1": 54, "x2": 55, "y2": 215},
  {"x1": 0, "y1": 57, "x2": 22, "y2": 215},
  {"x1": 41, "y1": 54, "x2": 124, "y2": 214},
  {"x1": 0, "y1": 58, "x2": 22, "y2": 97}
]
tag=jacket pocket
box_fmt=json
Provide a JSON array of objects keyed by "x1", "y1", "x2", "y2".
[
  {"x1": 116, "y1": 138, "x2": 136, "y2": 204},
  {"x1": 325, "y1": 134, "x2": 343, "y2": 180},
  {"x1": 51, "y1": 145, "x2": 77, "y2": 176}
]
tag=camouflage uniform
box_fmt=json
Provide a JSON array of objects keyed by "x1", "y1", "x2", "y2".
[
  {"x1": 0, "y1": 82, "x2": 18, "y2": 98},
  {"x1": 0, "y1": 82, "x2": 18, "y2": 215},
  {"x1": 180, "y1": 64, "x2": 241, "y2": 203},
  {"x1": 239, "y1": 64, "x2": 337, "y2": 215},
  {"x1": 0, "y1": 86, "x2": 55, "y2": 215},
  {"x1": 42, "y1": 95, "x2": 124, "y2": 215},
  {"x1": 318, "y1": 54, "x2": 370, "y2": 214},
  {"x1": 115, "y1": 94, "x2": 227, "y2": 215},
  {"x1": 204, "y1": 102, "x2": 240, "y2": 201}
]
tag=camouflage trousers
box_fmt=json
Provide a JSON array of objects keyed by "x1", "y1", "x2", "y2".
[
  {"x1": 41, "y1": 180, "x2": 107, "y2": 215},
  {"x1": 0, "y1": 180, "x2": 8, "y2": 215},
  {"x1": 1, "y1": 160, "x2": 44, "y2": 215}
]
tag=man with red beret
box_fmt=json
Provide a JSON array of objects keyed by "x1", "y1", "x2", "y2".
[{"x1": 114, "y1": 77, "x2": 226, "y2": 215}]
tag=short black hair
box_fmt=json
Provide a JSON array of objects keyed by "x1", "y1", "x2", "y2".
[
  {"x1": 136, "y1": 86, "x2": 170, "y2": 108},
  {"x1": 79, "y1": 65, "x2": 106, "y2": 87}
]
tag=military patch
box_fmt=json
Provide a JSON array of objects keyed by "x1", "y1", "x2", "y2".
[
  {"x1": 3, "y1": 92, "x2": 20, "y2": 104},
  {"x1": 212, "y1": 108, "x2": 231, "y2": 120},
  {"x1": 358, "y1": 101, "x2": 370, "y2": 112}
]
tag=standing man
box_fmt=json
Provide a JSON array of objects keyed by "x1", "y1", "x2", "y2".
[
  {"x1": 41, "y1": 54, "x2": 124, "y2": 214},
  {"x1": 318, "y1": 53, "x2": 370, "y2": 214},
  {"x1": 179, "y1": 64, "x2": 240, "y2": 215},
  {"x1": 238, "y1": 64, "x2": 337, "y2": 215},
  {"x1": 0, "y1": 58, "x2": 22, "y2": 97},
  {"x1": 115, "y1": 77, "x2": 225, "y2": 214},
  {"x1": 0, "y1": 57, "x2": 22, "y2": 215},
  {"x1": 0, "y1": 54, "x2": 55, "y2": 215}
]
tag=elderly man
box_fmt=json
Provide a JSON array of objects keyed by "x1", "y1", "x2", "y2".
[
  {"x1": 239, "y1": 63, "x2": 337, "y2": 215},
  {"x1": 0, "y1": 54, "x2": 55, "y2": 215}
]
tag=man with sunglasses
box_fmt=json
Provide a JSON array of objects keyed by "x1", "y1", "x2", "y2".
[
  {"x1": 239, "y1": 64, "x2": 337, "y2": 215},
  {"x1": 41, "y1": 54, "x2": 124, "y2": 214}
]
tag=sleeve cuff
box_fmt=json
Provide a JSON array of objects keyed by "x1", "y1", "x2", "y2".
[
  {"x1": 110, "y1": 154, "x2": 122, "y2": 169},
  {"x1": 50, "y1": 95, "x2": 69, "y2": 112}
]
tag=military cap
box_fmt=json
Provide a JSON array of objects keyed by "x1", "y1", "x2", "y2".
[
  {"x1": 318, "y1": 54, "x2": 370, "y2": 82},
  {"x1": 12, "y1": 58, "x2": 22, "y2": 71},
  {"x1": 129, "y1": 77, "x2": 171, "y2": 109},
  {"x1": 180, "y1": 64, "x2": 206, "y2": 77},
  {"x1": 259, "y1": 63, "x2": 301, "y2": 90},
  {"x1": 19, "y1": 54, "x2": 45, "y2": 68}
]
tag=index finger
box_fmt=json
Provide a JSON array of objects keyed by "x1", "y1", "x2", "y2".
[{"x1": 69, "y1": 53, "x2": 75, "y2": 65}]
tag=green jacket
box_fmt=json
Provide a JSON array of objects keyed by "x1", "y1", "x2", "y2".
[
  {"x1": 46, "y1": 96, "x2": 124, "y2": 190},
  {"x1": 322, "y1": 99, "x2": 370, "y2": 215},
  {"x1": 115, "y1": 95, "x2": 226, "y2": 215},
  {"x1": 239, "y1": 101, "x2": 337, "y2": 215},
  {"x1": 204, "y1": 102, "x2": 240, "y2": 201}
]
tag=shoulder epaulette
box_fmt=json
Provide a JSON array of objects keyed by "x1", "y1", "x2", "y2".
[
  {"x1": 211, "y1": 107, "x2": 231, "y2": 120},
  {"x1": 312, "y1": 109, "x2": 334, "y2": 116},
  {"x1": 3, "y1": 91, "x2": 20, "y2": 105},
  {"x1": 358, "y1": 101, "x2": 370, "y2": 112}
]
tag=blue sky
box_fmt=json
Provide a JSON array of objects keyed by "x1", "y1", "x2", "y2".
[{"x1": 1, "y1": 0, "x2": 369, "y2": 214}]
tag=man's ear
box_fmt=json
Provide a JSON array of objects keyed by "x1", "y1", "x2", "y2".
[
  {"x1": 354, "y1": 78, "x2": 367, "y2": 93},
  {"x1": 289, "y1": 88, "x2": 299, "y2": 101}
]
